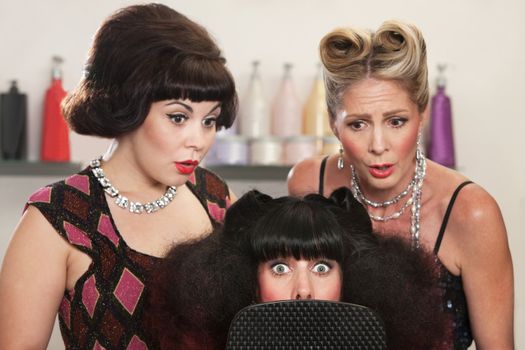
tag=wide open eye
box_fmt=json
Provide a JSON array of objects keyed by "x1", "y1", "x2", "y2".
[
  {"x1": 312, "y1": 262, "x2": 332, "y2": 274},
  {"x1": 271, "y1": 263, "x2": 291, "y2": 275}
]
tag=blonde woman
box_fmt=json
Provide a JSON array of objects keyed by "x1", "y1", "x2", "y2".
[{"x1": 288, "y1": 20, "x2": 513, "y2": 349}]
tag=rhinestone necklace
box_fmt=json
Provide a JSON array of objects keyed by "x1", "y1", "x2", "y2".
[
  {"x1": 90, "y1": 158, "x2": 177, "y2": 214},
  {"x1": 350, "y1": 150, "x2": 426, "y2": 248},
  {"x1": 351, "y1": 168, "x2": 416, "y2": 208}
]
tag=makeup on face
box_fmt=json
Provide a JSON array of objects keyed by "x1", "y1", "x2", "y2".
[
  {"x1": 368, "y1": 163, "x2": 395, "y2": 179},
  {"x1": 334, "y1": 78, "x2": 422, "y2": 195},
  {"x1": 174, "y1": 159, "x2": 199, "y2": 175}
]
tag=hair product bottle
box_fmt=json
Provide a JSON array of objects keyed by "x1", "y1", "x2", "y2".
[
  {"x1": 428, "y1": 64, "x2": 455, "y2": 168},
  {"x1": 271, "y1": 63, "x2": 302, "y2": 138},
  {"x1": 0, "y1": 80, "x2": 27, "y2": 160},
  {"x1": 41, "y1": 56, "x2": 70, "y2": 162},
  {"x1": 239, "y1": 61, "x2": 270, "y2": 138},
  {"x1": 302, "y1": 63, "x2": 330, "y2": 154}
]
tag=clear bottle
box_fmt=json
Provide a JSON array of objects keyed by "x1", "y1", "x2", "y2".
[
  {"x1": 271, "y1": 63, "x2": 302, "y2": 137},
  {"x1": 239, "y1": 61, "x2": 270, "y2": 138},
  {"x1": 303, "y1": 63, "x2": 330, "y2": 154}
]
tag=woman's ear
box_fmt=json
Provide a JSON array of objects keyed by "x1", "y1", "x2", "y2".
[
  {"x1": 330, "y1": 119, "x2": 339, "y2": 139},
  {"x1": 420, "y1": 104, "x2": 430, "y2": 129}
]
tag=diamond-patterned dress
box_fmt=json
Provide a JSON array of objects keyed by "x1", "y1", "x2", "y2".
[{"x1": 26, "y1": 166, "x2": 231, "y2": 350}]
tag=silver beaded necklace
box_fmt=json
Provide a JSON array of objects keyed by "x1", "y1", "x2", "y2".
[
  {"x1": 90, "y1": 158, "x2": 177, "y2": 214},
  {"x1": 351, "y1": 169, "x2": 416, "y2": 209},
  {"x1": 350, "y1": 149, "x2": 426, "y2": 248}
]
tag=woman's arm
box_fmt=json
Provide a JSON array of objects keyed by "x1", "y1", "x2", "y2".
[
  {"x1": 0, "y1": 206, "x2": 70, "y2": 349},
  {"x1": 453, "y1": 186, "x2": 514, "y2": 349}
]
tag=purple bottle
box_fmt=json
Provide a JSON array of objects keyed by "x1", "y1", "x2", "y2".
[{"x1": 428, "y1": 64, "x2": 455, "y2": 168}]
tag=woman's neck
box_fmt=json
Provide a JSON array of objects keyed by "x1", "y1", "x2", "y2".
[{"x1": 99, "y1": 139, "x2": 166, "y2": 197}]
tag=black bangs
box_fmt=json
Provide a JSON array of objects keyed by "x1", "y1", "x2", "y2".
[
  {"x1": 150, "y1": 55, "x2": 238, "y2": 129},
  {"x1": 250, "y1": 199, "x2": 345, "y2": 263}
]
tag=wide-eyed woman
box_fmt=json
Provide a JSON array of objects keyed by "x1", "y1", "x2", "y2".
[
  {"x1": 0, "y1": 4, "x2": 237, "y2": 349},
  {"x1": 150, "y1": 188, "x2": 447, "y2": 350},
  {"x1": 288, "y1": 20, "x2": 514, "y2": 349}
]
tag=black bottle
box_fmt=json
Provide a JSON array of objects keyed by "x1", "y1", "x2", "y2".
[{"x1": 0, "y1": 80, "x2": 27, "y2": 160}]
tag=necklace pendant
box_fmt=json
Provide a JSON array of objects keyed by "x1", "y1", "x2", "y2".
[
  {"x1": 156, "y1": 198, "x2": 167, "y2": 209},
  {"x1": 129, "y1": 202, "x2": 144, "y2": 214},
  {"x1": 144, "y1": 203, "x2": 155, "y2": 214},
  {"x1": 115, "y1": 195, "x2": 129, "y2": 209},
  {"x1": 104, "y1": 186, "x2": 119, "y2": 197}
]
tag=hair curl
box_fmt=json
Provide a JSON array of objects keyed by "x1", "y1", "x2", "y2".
[
  {"x1": 62, "y1": 3, "x2": 237, "y2": 138},
  {"x1": 320, "y1": 20, "x2": 428, "y2": 121}
]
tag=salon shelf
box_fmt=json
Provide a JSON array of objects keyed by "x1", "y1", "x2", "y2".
[
  {"x1": 206, "y1": 164, "x2": 292, "y2": 181},
  {"x1": 0, "y1": 160, "x2": 83, "y2": 176}
]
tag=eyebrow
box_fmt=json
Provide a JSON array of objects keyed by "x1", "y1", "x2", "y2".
[
  {"x1": 166, "y1": 101, "x2": 222, "y2": 115},
  {"x1": 382, "y1": 108, "x2": 409, "y2": 116},
  {"x1": 343, "y1": 108, "x2": 409, "y2": 119}
]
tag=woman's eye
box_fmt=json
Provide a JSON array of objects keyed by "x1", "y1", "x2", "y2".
[
  {"x1": 167, "y1": 113, "x2": 188, "y2": 124},
  {"x1": 348, "y1": 120, "x2": 366, "y2": 131},
  {"x1": 388, "y1": 117, "x2": 407, "y2": 128},
  {"x1": 312, "y1": 262, "x2": 331, "y2": 274},
  {"x1": 271, "y1": 263, "x2": 290, "y2": 275},
  {"x1": 202, "y1": 116, "x2": 218, "y2": 128}
]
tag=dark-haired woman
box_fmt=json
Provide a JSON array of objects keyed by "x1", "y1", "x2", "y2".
[
  {"x1": 150, "y1": 188, "x2": 447, "y2": 350},
  {"x1": 288, "y1": 20, "x2": 514, "y2": 349},
  {"x1": 0, "y1": 4, "x2": 237, "y2": 349}
]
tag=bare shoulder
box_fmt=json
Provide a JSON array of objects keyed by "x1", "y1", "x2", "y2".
[
  {"x1": 287, "y1": 156, "x2": 326, "y2": 197},
  {"x1": 451, "y1": 182, "x2": 506, "y2": 241},
  {"x1": 7, "y1": 205, "x2": 71, "y2": 258},
  {"x1": 435, "y1": 174, "x2": 509, "y2": 269},
  {"x1": 426, "y1": 161, "x2": 506, "y2": 249}
]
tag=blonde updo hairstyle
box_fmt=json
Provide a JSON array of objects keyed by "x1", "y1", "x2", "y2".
[{"x1": 320, "y1": 20, "x2": 428, "y2": 122}]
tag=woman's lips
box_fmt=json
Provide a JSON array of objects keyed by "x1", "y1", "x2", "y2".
[
  {"x1": 175, "y1": 160, "x2": 198, "y2": 175},
  {"x1": 368, "y1": 163, "x2": 394, "y2": 179}
]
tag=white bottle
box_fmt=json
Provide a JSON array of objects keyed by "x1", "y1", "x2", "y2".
[
  {"x1": 271, "y1": 63, "x2": 302, "y2": 137},
  {"x1": 239, "y1": 61, "x2": 270, "y2": 138}
]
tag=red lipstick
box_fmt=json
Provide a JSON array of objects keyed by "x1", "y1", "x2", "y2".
[
  {"x1": 369, "y1": 163, "x2": 394, "y2": 179},
  {"x1": 175, "y1": 160, "x2": 199, "y2": 175}
]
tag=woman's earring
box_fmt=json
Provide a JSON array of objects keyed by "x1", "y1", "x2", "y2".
[
  {"x1": 337, "y1": 144, "x2": 344, "y2": 170},
  {"x1": 416, "y1": 130, "x2": 424, "y2": 162}
]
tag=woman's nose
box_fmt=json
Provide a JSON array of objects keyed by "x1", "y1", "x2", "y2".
[
  {"x1": 184, "y1": 123, "x2": 206, "y2": 151},
  {"x1": 369, "y1": 127, "x2": 388, "y2": 155},
  {"x1": 293, "y1": 271, "x2": 313, "y2": 300}
]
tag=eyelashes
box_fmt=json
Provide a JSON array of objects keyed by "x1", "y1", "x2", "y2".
[
  {"x1": 167, "y1": 113, "x2": 188, "y2": 124},
  {"x1": 166, "y1": 113, "x2": 218, "y2": 128}
]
